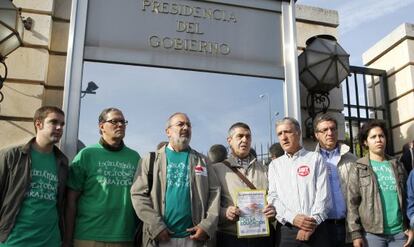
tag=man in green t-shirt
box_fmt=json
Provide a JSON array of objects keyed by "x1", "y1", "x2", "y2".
[
  {"x1": 63, "y1": 108, "x2": 140, "y2": 247},
  {"x1": 131, "y1": 112, "x2": 220, "y2": 247},
  {"x1": 0, "y1": 106, "x2": 68, "y2": 247}
]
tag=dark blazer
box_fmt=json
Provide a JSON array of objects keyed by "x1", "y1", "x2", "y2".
[{"x1": 400, "y1": 142, "x2": 414, "y2": 174}]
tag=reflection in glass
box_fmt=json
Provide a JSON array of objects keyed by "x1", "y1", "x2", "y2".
[{"x1": 79, "y1": 62, "x2": 285, "y2": 156}]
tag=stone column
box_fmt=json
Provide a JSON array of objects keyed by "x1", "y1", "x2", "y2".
[
  {"x1": 363, "y1": 23, "x2": 414, "y2": 154},
  {"x1": 295, "y1": 5, "x2": 345, "y2": 149},
  {"x1": 0, "y1": 0, "x2": 71, "y2": 148}
]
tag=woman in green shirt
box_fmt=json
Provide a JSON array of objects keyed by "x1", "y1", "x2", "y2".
[{"x1": 347, "y1": 120, "x2": 413, "y2": 247}]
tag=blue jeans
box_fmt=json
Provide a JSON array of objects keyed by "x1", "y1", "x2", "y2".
[{"x1": 365, "y1": 232, "x2": 406, "y2": 247}]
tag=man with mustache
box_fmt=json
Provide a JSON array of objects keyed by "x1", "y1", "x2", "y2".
[
  {"x1": 313, "y1": 114, "x2": 356, "y2": 247},
  {"x1": 131, "y1": 112, "x2": 220, "y2": 247},
  {"x1": 210, "y1": 122, "x2": 277, "y2": 247},
  {"x1": 63, "y1": 108, "x2": 141, "y2": 247},
  {"x1": 268, "y1": 117, "x2": 331, "y2": 247},
  {"x1": 0, "y1": 106, "x2": 68, "y2": 247}
]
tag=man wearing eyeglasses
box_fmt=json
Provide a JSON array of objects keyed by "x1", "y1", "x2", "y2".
[
  {"x1": 63, "y1": 108, "x2": 141, "y2": 247},
  {"x1": 313, "y1": 113, "x2": 356, "y2": 247},
  {"x1": 131, "y1": 112, "x2": 220, "y2": 247}
]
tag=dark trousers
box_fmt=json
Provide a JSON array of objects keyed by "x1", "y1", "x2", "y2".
[
  {"x1": 216, "y1": 225, "x2": 279, "y2": 247},
  {"x1": 279, "y1": 222, "x2": 329, "y2": 247},
  {"x1": 325, "y1": 219, "x2": 353, "y2": 247}
]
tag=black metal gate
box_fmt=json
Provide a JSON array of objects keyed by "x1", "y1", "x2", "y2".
[{"x1": 343, "y1": 66, "x2": 392, "y2": 157}]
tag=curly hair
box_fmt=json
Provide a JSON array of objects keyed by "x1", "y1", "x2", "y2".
[{"x1": 358, "y1": 120, "x2": 387, "y2": 148}]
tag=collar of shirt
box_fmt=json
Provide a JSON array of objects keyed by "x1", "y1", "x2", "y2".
[
  {"x1": 320, "y1": 146, "x2": 339, "y2": 160},
  {"x1": 284, "y1": 147, "x2": 305, "y2": 159},
  {"x1": 166, "y1": 143, "x2": 189, "y2": 153},
  {"x1": 237, "y1": 157, "x2": 250, "y2": 169}
]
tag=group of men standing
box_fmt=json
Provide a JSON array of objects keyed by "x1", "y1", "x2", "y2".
[{"x1": 1, "y1": 105, "x2": 396, "y2": 247}]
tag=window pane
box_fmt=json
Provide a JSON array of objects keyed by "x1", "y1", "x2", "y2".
[{"x1": 79, "y1": 62, "x2": 285, "y2": 155}]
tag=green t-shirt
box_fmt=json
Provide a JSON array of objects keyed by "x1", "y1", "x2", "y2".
[
  {"x1": 164, "y1": 147, "x2": 193, "y2": 238},
  {"x1": 67, "y1": 143, "x2": 140, "y2": 241},
  {"x1": 371, "y1": 160, "x2": 403, "y2": 234},
  {"x1": 1, "y1": 149, "x2": 60, "y2": 247}
]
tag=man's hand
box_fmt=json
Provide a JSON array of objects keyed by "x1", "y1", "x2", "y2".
[
  {"x1": 187, "y1": 226, "x2": 208, "y2": 241},
  {"x1": 262, "y1": 204, "x2": 276, "y2": 220},
  {"x1": 296, "y1": 229, "x2": 309, "y2": 241},
  {"x1": 155, "y1": 229, "x2": 171, "y2": 242},
  {"x1": 293, "y1": 214, "x2": 316, "y2": 231},
  {"x1": 404, "y1": 229, "x2": 414, "y2": 247},
  {"x1": 353, "y1": 238, "x2": 364, "y2": 247},
  {"x1": 225, "y1": 206, "x2": 241, "y2": 222}
]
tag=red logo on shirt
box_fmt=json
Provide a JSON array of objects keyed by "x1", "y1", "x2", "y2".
[
  {"x1": 195, "y1": 165, "x2": 204, "y2": 172},
  {"x1": 297, "y1": 165, "x2": 310, "y2": 176}
]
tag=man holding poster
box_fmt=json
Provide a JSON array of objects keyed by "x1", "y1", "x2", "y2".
[{"x1": 211, "y1": 122, "x2": 277, "y2": 247}]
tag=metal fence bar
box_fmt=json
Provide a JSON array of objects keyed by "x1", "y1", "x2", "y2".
[{"x1": 343, "y1": 66, "x2": 391, "y2": 157}]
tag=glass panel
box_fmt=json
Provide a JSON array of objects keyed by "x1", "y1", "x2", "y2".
[
  {"x1": 348, "y1": 73, "x2": 357, "y2": 105},
  {"x1": 0, "y1": 35, "x2": 20, "y2": 57},
  {"x1": 0, "y1": 22, "x2": 13, "y2": 41},
  {"x1": 78, "y1": 62, "x2": 285, "y2": 156},
  {"x1": 0, "y1": 10, "x2": 18, "y2": 30},
  {"x1": 356, "y1": 74, "x2": 366, "y2": 106}
]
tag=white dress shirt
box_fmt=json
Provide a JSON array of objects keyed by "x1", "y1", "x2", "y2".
[{"x1": 268, "y1": 148, "x2": 331, "y2": 225}]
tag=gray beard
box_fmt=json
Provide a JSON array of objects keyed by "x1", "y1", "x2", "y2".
[{"x1": 171, "y1": 136, "x2": 190, "y2": 150}]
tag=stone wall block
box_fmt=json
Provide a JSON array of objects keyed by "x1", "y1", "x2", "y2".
[
  {"x1": 0, "y1": 120, "x2": 34, "y2": 149},
  {"x1": 47, "y1": 55, "x2": 66, "y2": 87},
  {"x1": 392, "y1": 121, "x2": 414, "y2": 153},
  {"x1": 387, "y1": 65, "x2": 414, "y2": 100},
  {"x1": 50, "y1": 21, "x2": 69, "y2": 53},
  {"x1": 42, "y1": 89, "x2": 64, "y2": 108},
  {"x1": 5, "y1": 47, "x2": 49, "y2": 82},
  {"x1": 0, "y1": 83, "x2": 44, "y2": 118},
  {"x1": 22, "y1": 13, "x2": 52, "y2": 47},
  {"x1": 54, "y1": 0, "x2": 72, "y2": 21},
  {"x1": 296, "y1": 22, "x2": 339, "y2": 49},
  {"x1": 13, "y1": 0, "x2": 54, "y2": 13},
  {"x1": 390, "y1": 92, "x2": 414, "y2": 126}
]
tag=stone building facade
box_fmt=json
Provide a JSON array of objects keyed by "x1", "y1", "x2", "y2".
[{"x1": 0, "y1": 1, "x2": 412, "y2": 155}]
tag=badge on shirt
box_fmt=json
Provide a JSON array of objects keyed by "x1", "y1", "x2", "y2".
[
  {"x1": 195, "y1": 164, "x2": 208, "y2": 176},
  {"x1": 297, "y1": 165, "x2": 310, "y2": 177}
]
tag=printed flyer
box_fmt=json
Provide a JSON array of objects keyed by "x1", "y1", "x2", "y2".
[{"x1": 236, "y1": 189, "x2": 269, "y2": 238}]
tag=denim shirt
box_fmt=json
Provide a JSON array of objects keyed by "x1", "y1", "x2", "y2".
[
  {"x1": 407, "y1": 171, "x2": 414, "y2": 228},
  {"x1": 320, "y1": 147, "x2": 347, "y2": 219}
]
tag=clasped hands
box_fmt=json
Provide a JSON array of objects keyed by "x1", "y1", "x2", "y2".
[{"x1": 293, "y1": 214, "x2": 317, "y2": 241}]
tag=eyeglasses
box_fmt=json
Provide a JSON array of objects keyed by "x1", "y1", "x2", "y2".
[
  {"x1": 103, "y1": 119, "x2": 128, "y2": 126},
  {"x1": 316, "y1": 127, "x2": 337, "y2": 134}
]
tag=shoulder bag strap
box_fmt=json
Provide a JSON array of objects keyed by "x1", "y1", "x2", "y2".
[
  {"x1": 147, "y1": 152, "x2": 155, "y2": 194},
  {"x1": 222, "y1": 160, "x2": 256, "y2": 190}
]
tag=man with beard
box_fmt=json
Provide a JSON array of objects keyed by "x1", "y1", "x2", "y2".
[
  {"x1": 131, "y1": 112, "x2": 220, "y2": 247},
  {"x1": 0, "y1": 106, "x2": 68, "y2": 247},
  {"x1": 211, "y1": 122, "x2": 277, "y2": 247},
  {"x1": 63, "y1": 108, "x2": 140, "y2": 247}
]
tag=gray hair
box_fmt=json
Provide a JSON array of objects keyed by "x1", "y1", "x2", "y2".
[
  {"x1": 165, "y1": 112, "x2": 190, "y2": 129},
  {"x1": 98, "y1": 107, "x2": 123, "y2": 135},
  {"x1": 98, "y1": 107, "x2": 123, "y2": 123},
  {"x1": 275, "y1": 117, "x2": 301, "y2": 133},
  {"x1": 313, "y1": 113, "x2": 338, "y2": 132},
  {"x1": 227, "y1": 122, "x2": 251, "y2": 137}
]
